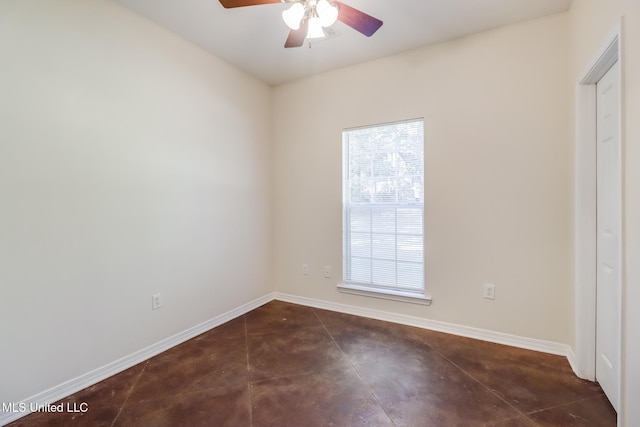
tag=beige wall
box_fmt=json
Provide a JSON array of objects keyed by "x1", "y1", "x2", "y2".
[
  {"x1": 568, "y1": 1, "x2": 640, "y2": 425},
  {"x1": 3, "y1": 0, "x2": 637, "y2": 423},
  {"x1": 0, "y1": 0, "x2": 272, "y2": 403},
  {"x1": 273, "y1": 13, "x2": 572, "y2": 344}
]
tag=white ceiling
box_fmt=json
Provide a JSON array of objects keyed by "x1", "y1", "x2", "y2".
[{"x1": 115, "y1": 0, "x2": 572, "y2": 85}]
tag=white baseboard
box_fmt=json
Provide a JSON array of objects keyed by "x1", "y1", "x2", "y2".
[
  {"x1": 565, "y1": 347, "x2": 579, "y2": 376},
  {"x1": 274, "y1": 292, "x2": 576, "y2": 361},
  {"x1": 0, "y1": 293, "x2": 274, "y2": 427}
]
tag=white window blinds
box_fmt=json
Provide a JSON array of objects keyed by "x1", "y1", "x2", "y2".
[{"x1": 343, "y1": 119, "x2": 425, "y2": 294}]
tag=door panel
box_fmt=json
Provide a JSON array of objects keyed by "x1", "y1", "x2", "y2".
[{"x1": 596, "y1": 60, "x2": 620, "y2": 412}]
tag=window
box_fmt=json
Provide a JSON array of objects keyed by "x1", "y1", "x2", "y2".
[{"x1": 340, "y1": 119, "x2": 430, "y2": 305}]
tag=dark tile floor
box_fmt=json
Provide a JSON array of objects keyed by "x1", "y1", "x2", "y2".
[{"x1": 8, "y1": 300, "x2": 616, "y2": 426}]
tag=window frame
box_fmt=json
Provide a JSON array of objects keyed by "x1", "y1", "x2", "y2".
[{"x1": 339, "y1": 118, "x2": 432, "y2": 305}]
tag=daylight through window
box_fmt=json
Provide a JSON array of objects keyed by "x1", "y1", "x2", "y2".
[{"x1": 342, "y1": 119, "x2": 425, "y2": 298}]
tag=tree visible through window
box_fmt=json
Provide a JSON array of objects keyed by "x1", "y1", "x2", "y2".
[{"x1": 343, "y1": 119, "x2": 425, "y2": 295}]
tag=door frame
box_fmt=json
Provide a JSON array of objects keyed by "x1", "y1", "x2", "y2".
[{"x1": 574, "y1": 21, "x2": 623, "y2": 403}]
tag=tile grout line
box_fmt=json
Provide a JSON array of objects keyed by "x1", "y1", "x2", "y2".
[
  {"x1": 248, "y1": 370, "x2": 332, "y2": 386},
  {"x1": 418, "y1": 342, "x2": 539, "y2": 426},
  {"x1": 524, "y1": 392, "x2": 608, "y2": 417},
  {"x1": 430, "y1": 345, "x2": 608, "y2": 426},
  {"x1": 109, "y1": 361, "x2": 149, "y2": 427},
  {"x1": 243, "y1": 315, "x2": 254, "y2": 427},
  {"x1": 311, "y1": 308, "x2": 398, "y2": 427}
]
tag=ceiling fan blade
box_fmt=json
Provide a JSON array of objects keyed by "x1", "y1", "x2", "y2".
[
  {"x1": 284, "y1": 19, "x2": 308, "y2": 48},
  {"x1": 218, "y1": 0, "x2": 280, "y2": 8},
  {"x1": 335, "y1": 1, "x2": 383, "y2": 37}
]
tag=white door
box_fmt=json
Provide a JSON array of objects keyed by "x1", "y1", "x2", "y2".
[{"x1": 596, "y1": 60, "x2": 621, "y2": 412}]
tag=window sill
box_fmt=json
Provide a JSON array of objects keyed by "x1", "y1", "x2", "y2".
[{"x1": 337, "y1": 283, "x2": 432, "y2": 306}]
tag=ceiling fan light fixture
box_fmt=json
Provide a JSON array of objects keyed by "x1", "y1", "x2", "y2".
[
  {"x1": 220, "y1": 0, "x2": 382, "y2": 49},
  {"x1": 282, "y1": 2, "x2": 305, "y2": 30},
  {"x1": 316, "y1": 0, "x2": 338, "y2": 27},
  {"x1": 307, "y1": 15, "x2": 325, "y2": 39}
]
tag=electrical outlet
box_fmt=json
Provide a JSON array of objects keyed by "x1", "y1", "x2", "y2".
[
  {"x1": 324, "y1": 265, "x2": 331, "y2": 278},
  {"x1": 483, "y1": 284, "x2": 496, "y2": 300},
  {"x1": 302, "y1": 264, "x2": 309, "y2": 275},
  {"x1": 152, "y1": 293, "x2": 162, "y2": 310}
]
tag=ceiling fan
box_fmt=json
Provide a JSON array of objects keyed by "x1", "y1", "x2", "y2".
[{"x1": 218, "y1": 0, "x2": 383, "y2": 48}]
